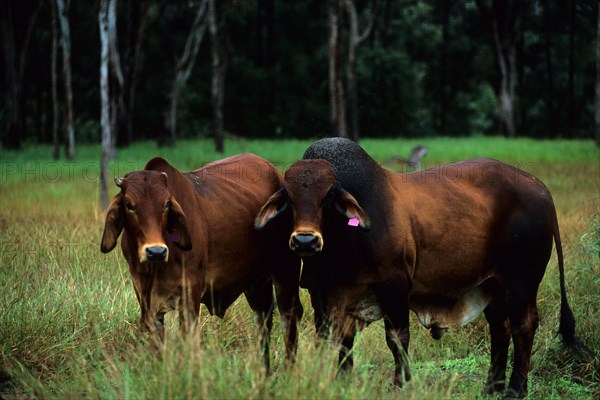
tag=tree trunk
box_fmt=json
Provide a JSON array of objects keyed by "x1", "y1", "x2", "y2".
[
  {"x1": 100, "y1": 0, "x2": 111, "y2": 209},
  {"x1": 493, "y1": 20, "x2": 516, "y2": 138},
  {"x1": 256, "y1": 0, "x2": 276, "y2": 119},
  {"x1": 1, "y1": 1, "x2": 20, "y2": 150},
  {"x1": 51, "y1": 0, "x2": 60, "y2": 159},
  {"x1": 476, "y1": 0, "x2": 522, "y2": 138},
  {"x1": 595, "y1": 4, "x2": 600, "y2": 147},
  {"x1": 328, "y1": 0, "x2": 347, "y2": 138},
  {"x1": 118, "y1": 0, "x2": 150, "y2": 147},
  {"x1": 209, "y1": 0, "x2": 225, "y2": 153},
  {"x1": 165, "y1": 0, "x2": 208, "y2": 146},
  {"x1": 343, "y1": 0, "x2": 378, "y2": 142},
  {"x1": 1, "y1": 1, "x2": 40, "y2": 150},
  {"x1": 108, "y1": 0, "x2": 123, "y2": 153},
  {"x1": 567, "y1": 0, "x2": 576, "y2": 138},
  {"x1": 439, "y1": 0, "x2": 450, "y2": 135},
  {"x1": 542, "y1": 0, "x2": 555, "y2": 136},
  {"x1": 56, "y1": 0, "x2": 75, "y2": 159}
]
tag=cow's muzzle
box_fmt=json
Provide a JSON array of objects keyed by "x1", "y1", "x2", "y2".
[
  {"x1": 289, "y1": 232, "x2": 323, "y2": 257},
  {"x1": 141, "y1": 244, "x2": 169, "y2": 263}
]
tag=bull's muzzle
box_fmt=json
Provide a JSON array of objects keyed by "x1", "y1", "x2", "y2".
[
  {"x1": 289, "y1": 232, "x2": 323, "y2": 257},
  {"x1": 141, "y1": 244, "x2": 169, "y2": 263}
]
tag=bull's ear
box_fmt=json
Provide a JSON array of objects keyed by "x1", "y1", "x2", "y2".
[
  {"x1": 101, "y1": 195, "x2": 124, "y2": 253},
  {"x1": 255, "y1": 187, "x2": 289, "y2": 231},
  {"x1": 334, "y1": 187, "x2": 370, "y2": 231},
  {"x1": 167, "y1": 198, "x2": 192, "y2": 251}
]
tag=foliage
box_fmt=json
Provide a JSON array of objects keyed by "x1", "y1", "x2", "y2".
[
  {"x1": 1, "y1": 138, "x2": 599, "y2": 399},
  {"x1": 0, "y1": 0, "x2": 597, "y2": 148}
]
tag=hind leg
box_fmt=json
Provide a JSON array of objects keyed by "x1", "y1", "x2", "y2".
[
  {"x1": 505, "y1": 292, "x2": 539, "y2": 399},
  {"x1": 245, "y1": 279, "x2": 275, "y2": 373},
  {"x1": 483, "y1": 300, "x2": 510, "y2": 394}
]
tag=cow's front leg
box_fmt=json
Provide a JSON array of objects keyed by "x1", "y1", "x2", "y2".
[
  {"x1": 140, "y1": 311, "x2": 165, "y2": 353},
  {"x1": 178, "y1": 288, "x2": 201, "y2": 337},
  {"x1": 274, "y1": 279, "x2": 304, "y2": 366},
  {"x1": 374, "y1": 279, "x2": 412, "y2": 387},
  {"x1": 245, "y1": 279, "x2": 275, "y2": 373}
]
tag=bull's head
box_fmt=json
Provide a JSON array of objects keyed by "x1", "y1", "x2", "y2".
[
  {"x1": 100, "y1": 170, "x2": 192, "y2": 263},
  {"x1": 255, "y1": 159, "x2": 369, "y2": 257}
]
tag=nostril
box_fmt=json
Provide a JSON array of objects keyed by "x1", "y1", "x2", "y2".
[
  {"x1": 293, "y1": 234, "x2": 319, "y2": 248},
  {"x1": 146, "y1": 245, "x2": 168, "y2": 261}
]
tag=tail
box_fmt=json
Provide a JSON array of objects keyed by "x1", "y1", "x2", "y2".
[
  {"x1": 551, "y1": 209, "x2": 577, "y2": 347},
  {"x1": 552, "y1": 205, "x2": 593, "y2": 360}
]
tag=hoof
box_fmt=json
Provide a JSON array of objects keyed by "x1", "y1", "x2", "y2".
[
  {"x1": 503, "y1": 388, "x2": 526, "y2": 399},
  {"x1": 482, "y1": 382, "x2": 505, "y2": 396},
  {"x1": 393, "y1": 369, "x2": 411, "y2": 388}
]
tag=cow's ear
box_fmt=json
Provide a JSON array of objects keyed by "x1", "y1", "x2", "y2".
[
  {"x1": 101, "y1": 195, "x2": 124, "y2": 253},
  {"x1": 167, "y1": 198, "x2": 192, "y2": 251},
  {"x1": 255, "y1": 187, "x2": 289, "y2": 231},
  {"x1": 334, "y1": 187, "x2": 371, "y2": 231}
]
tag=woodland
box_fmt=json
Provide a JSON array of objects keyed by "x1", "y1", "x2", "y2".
[{"x1": 1, "y1": 0, "x2": 599, "y2": 156}]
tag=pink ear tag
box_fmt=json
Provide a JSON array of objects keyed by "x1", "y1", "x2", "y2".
[
  {"x1": 168, "y1": 232, "x2": 180, "y2": 243},
  {"x1": 348, "y1": 216, "x2": 360, "y2": 227}
]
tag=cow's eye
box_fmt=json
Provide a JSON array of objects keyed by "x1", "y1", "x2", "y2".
[
  {"x1": 125, "y1": 202, "x2": 135, "y2": 212},
  {"x1": 321, "y1": 188, "x2": 335, "y2": 207},
  {"x1": 166, "y1": 200, "x2": 172, "y2": 210}
]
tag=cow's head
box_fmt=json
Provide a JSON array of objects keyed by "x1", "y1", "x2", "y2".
[
  {"x1": 100, "y1": 171, "x2": 192, "y2": 263},
  {"x1": 255, "y1": 159, "x2": 369, "y2": 257}
]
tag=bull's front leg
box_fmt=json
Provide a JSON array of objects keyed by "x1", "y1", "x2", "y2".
[
  {"x1": 331, "y1": 311, "x2": 357, "y2": 375},
  {"x1": 374, "y1": 277, "x2": 412, "y2": 387},
  {"x1": 308, "y1": 286, "x2": 330, "y2": 341}
]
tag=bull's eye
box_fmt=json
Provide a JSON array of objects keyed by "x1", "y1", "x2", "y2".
[
  {"x1": 166, "y1": 200, "x2": 172, "y2": 210},
  {"x1": 125, "y1": 201, "x2": 135, "y2": 213}
]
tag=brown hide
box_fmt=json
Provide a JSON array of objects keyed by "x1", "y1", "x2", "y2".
[
  {"x1": 101, "y1": 154, "x2": 302, "y2": 368},
  {"x1": 257, "y1": 137, "x2": 579, "y2": 398}
]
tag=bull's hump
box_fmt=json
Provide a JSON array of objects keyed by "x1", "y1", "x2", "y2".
[
  {"x1": 144, "y1": 157, "x2": 177, "y2": 173},
  {"x1": 303, "y1": 138, "x2": 385, "y2": 199}
]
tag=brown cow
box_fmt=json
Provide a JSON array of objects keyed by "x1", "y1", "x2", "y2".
[
  {"x1": 255, "y1": 137, "x2": 585, "y2": 398},
  {"x1": 101, "y1": 154, "x2": 303, "y2": 370}
]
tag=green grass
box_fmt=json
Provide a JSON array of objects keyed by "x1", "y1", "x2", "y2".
[{"x1": 1, "y1": 138, "x2": 599, "y2": 399}]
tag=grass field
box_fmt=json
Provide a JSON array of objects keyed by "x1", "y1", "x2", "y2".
[{"x1": 1, "y1": 137, "x2": 598, "y2": 399}]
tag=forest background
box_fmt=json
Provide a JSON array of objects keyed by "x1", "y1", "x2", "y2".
[{"x1": 2, "y1": 0, "x2": 599, "y2": 158}]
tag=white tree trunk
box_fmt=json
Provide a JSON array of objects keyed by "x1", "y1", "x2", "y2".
[
  {"x1": 492, "y1": 19, "x2": 516, "y2": 138},
  {"x1": 51, "y1": 0, "x2": 60, "y2": 159},
  {"x1": 99, "y1": 0, "x2": 111, "y2": 209},
  {"x1": 596, "y1": 4, "x2": 600, "y2": 147},
  {"x1": 166, "y1": 0, "x2": 208, "y2": 144},
  {"x1": 56, "y1": 0, "x2": 75, "y2": 159},
  {"x1": 108, "y1": 0, "x2": 123, "y2": 152},
  {"x1": 209, "y1": 0, "x2": 225, "y2": 152},
  {"x1": 328, "y1": 0, "x2": 347, "y2": 138},
  {"x1": 343, "y1": 0, "x2": 377, "y2": 142}
]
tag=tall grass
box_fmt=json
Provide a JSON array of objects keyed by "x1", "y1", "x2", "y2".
[{"x1": 1, "y1": 138, "x2": 598, "y2": 399}]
